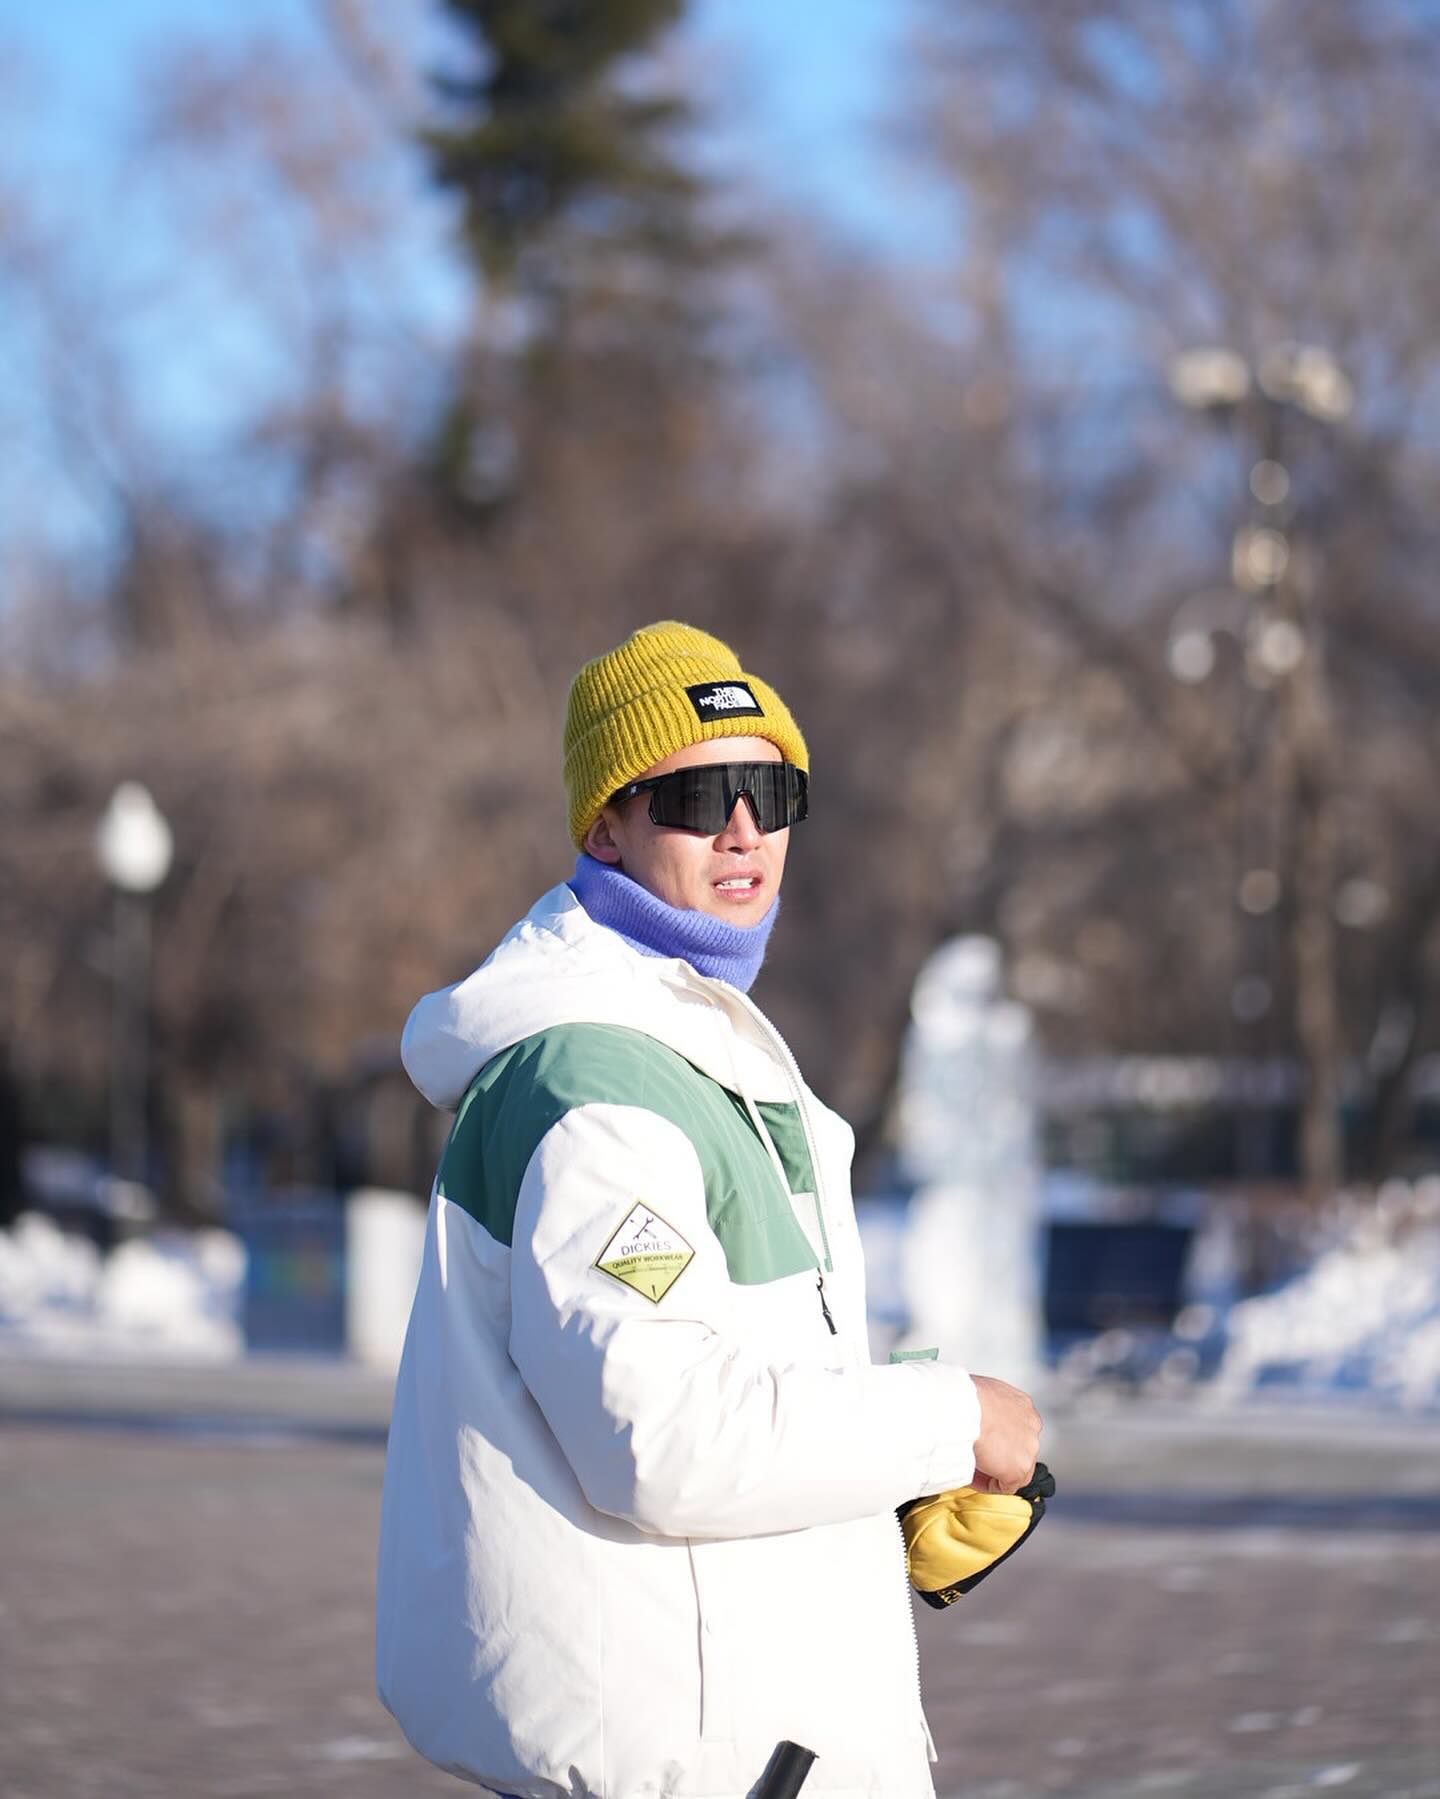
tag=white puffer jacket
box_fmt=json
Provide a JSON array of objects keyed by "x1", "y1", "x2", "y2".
[{"x1": 376, "y1": 884, "x2": 982, "y2": 1798}]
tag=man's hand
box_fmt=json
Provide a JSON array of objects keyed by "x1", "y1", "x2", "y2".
[{"x1": 970, "y1": 1375, "x2": 1042, "y2": 1496}]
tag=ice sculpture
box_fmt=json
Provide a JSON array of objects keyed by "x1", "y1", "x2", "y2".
[{"x1": 895, "y1": 936, "x2": 1043, "y2": 1389}]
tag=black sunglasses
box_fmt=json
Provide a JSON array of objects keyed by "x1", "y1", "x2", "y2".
[{"x1": 610, "y1": 761, "x2": 809, "y2": 835}]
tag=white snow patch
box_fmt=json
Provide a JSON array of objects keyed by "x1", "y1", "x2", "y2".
[
  {"x1": 1214, "y1": 1181, "x2": 1440, "y2": 1411},
  {"x1": 862, "y1": 1176, "x2": 1440, "y2": 1412},
  {"x1": 0, "y1": 1213, "x2": 245, "y2": 1359}
]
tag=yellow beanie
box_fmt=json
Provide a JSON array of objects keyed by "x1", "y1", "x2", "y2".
[{"x1": 564, "y1": 621, "x2": 809, "y2": 848}]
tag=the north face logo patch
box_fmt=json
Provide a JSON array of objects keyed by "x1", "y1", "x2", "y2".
[{"x1": 686, "y1": 680, "x2": 764, "y2": 720}]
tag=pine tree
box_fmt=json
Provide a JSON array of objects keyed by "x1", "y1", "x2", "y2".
[{"x1": 426, "y1": 0, "x2": 720, "y2": 342}]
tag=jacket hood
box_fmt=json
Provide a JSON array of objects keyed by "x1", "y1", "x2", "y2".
[{"x1": 401, "y1": 883, "x2": 793, "y2": 1111}]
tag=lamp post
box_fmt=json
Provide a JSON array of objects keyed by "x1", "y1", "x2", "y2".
[
  {"x1": 1168, "y1": 345, "x2": 1352, "y2": 1197},
  {"x1": 96, "y1": 783, "x2": 174, "y2": 1188}
]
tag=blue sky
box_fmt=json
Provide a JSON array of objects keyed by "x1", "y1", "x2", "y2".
[
  {"x1": 691, "y1": 0, "x2": 925, "y2": 245},
  {"x1": 0, "y1": 0, "x2": 917, "y2": 241},
  {"x1": 0, "y1": 0, "x2": 941, "y2": 586}
]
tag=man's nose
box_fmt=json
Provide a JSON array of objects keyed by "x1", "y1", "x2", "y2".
[{"x1": 717, "y1": 792, "x2": 764, "y2": 846}]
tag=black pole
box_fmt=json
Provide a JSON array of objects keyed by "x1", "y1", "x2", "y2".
[
  {"x1": 754, "y1": 1740, "x2": 817, "y2": 1799},
  {"x1": 111, "y1": 888, "x2": 151, "y2": 1185}
]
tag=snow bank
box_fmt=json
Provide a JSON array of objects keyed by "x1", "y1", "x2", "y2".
[
  {"x1": 1214, "y1": 1180, "x2": 1440, "y2": 1412},
  {"x1": 0, "y1": 1213, "x2": 246, "y2": 1360},
  {"x1": 861, "y1": 1178, "x2": 1440, "y2": 1414}
]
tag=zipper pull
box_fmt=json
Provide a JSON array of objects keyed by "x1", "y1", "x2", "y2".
[{"x1": 816, "y1": 1272, "x2": 837, "y2": 1336}]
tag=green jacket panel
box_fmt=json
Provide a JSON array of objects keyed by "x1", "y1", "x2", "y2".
[{"x1": 437, "y1": 1022, "x2": 818, "y2": 1285}]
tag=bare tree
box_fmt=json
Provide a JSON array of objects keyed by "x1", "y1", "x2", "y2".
[
  {"x1": 0, "y1": 2, "x2": 775, "y2": 1212},
  {"x1": 7, "y1": 0, "x2": 1440, "y2": 1219},
  {"x1": 870, "y1": 0, "x2": 1440, "y2": 1190}
]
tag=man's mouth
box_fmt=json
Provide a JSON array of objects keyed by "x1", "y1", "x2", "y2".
[{"x1": 714, "y1": 875, "x2": 762, "y2": 894}]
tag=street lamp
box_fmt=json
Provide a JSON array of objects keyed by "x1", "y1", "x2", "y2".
[
  {"x1": 1167, "y1": 343, "x2": 1353, "y2": 1197},
  {"x1": 96, "y1": 783, "x2": 173, "y2": 1189},
  {"x1": 1169, "y1": 342, "x2": 1353, "y2": 425}
]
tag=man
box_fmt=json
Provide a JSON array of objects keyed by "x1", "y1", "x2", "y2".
[{"x1": 377, "y1": 621, "x2": 1042, "y2": 1798}]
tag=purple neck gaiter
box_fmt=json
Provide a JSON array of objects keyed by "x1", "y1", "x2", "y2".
[{"x1": 568, "y1": 854, "x2": 778, "y2": 993}]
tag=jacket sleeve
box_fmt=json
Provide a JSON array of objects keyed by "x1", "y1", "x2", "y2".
[{"x1": 508, "y1": 1101, "x2": 983, "y2": 1540}]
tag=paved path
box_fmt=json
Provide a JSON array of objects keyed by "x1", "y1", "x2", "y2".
[{"x1": 2, "y1": 1362, "x2": 1437, "y2": 1798}]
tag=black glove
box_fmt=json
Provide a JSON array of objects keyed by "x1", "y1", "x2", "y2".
[{"x1": 899, "y1": 1463, "x2": 1055, "y2": 1609}]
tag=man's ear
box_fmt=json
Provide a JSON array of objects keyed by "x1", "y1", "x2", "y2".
[{"x1": 582, "y1": 809, "x2": 623, "y2": 865}]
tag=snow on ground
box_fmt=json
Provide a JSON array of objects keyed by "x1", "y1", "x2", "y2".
[
  {"x1": 0, "y1": 1213, "x2": 245, "y2": 1359},
  {"x1": 1212, "y1": 1179, "x2": 1440, "y2": 1411},
  {"x1": 859, "y1": 1178, "x2": 1440, "y2": 1413},
  {"x1": 4, "y1": 1175, "x2": 1440, "y2": 1409}
]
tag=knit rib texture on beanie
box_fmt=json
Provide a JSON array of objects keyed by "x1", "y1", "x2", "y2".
[{"x1": 563, "y1": 621, "x2": 808, "y2": 849}]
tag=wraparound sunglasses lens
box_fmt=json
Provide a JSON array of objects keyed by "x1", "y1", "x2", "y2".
[{"x1": 611, "y1": 762, "x2": 809, "y2": 833}]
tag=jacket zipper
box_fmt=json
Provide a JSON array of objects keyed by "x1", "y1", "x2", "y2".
[
  {"x1": 719, "y1": 981, "x2": 929, "y2": 1744},
  {"x1": 816, "y1": 1272, "x2": 837, "y2": 1335},
  {"x1": 716, "y1": 984, "x2": 834, "y2": 1276},
  {"x1": 715, "y1": 982, "x2": 839, "y2": 1340},
  {"x1": 895, "y1": 1510, "x2": 935, "y2": 1760},
  {"x1": 708, "y1": 977, "x2": 930, "y2": 1744}
]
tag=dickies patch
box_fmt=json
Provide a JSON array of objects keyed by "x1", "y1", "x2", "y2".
[
  {"x1": 594, "y1": 1203, "x2": 695, "y2": 1303},
  {"x1": 685, "y1": 680, "x2": 764, "y2": 721}
]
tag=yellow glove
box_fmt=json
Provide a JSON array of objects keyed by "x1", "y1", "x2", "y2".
[{"x1": 899, "y1": 1463, "x2": 1055, "y2": 1609}]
